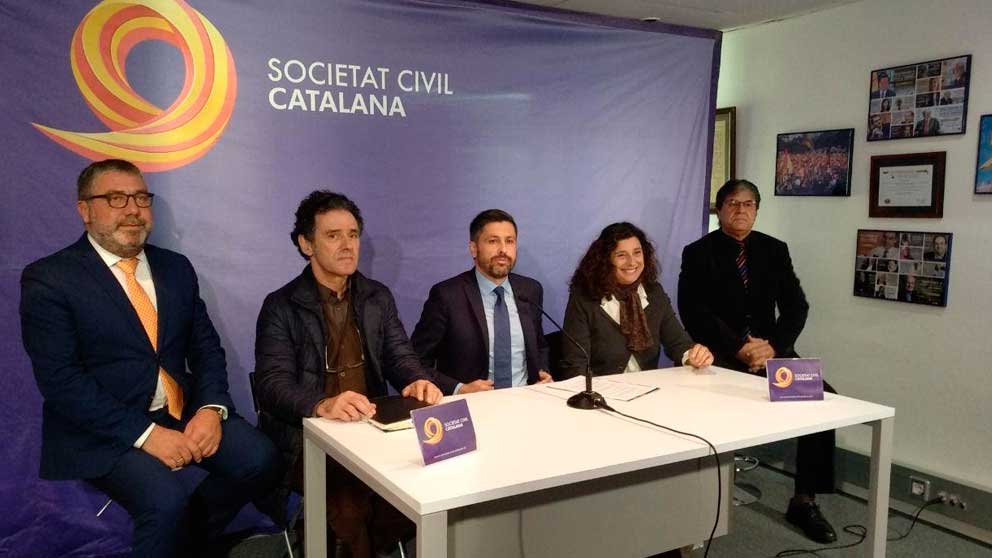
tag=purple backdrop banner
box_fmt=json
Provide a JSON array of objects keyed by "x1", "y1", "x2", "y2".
[{"x1": 0, "y1": 0, "x2": 718, "y2": 554}]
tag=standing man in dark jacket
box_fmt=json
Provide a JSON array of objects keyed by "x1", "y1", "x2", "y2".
[
  {"x1": 411, "y1": 209, "x2": 551, "y2": 394},
  {"x1": 678, "y1": 179, "x2": 838, "y2": 544},
  {"x1": 254, "y1": 190, "x2": 442, "y2": 558}
]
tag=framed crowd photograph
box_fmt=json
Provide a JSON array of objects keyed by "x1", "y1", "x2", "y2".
[
  {"x1": 854, "y1": 229, "x2": 951, "y2": 307},
  {"x1": 774, "y1": 128, "x2": 853, "y2": 196},
  {"x1": 710, "y1": 107, "x2": 736, "y2": 212},
  {"x1": 867, "y1": 54, "x2": 971, "y2": 142},
  {"x1": 976, "y1": 114, "x2": 992, "y2": 194},
  {"x1": 869, "y1": 152, "x2": 945, "y2": 218}
]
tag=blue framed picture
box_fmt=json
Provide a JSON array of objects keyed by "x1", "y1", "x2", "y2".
[{"x1": 975, "y1": 114, "x2": 992, "y2": 194}]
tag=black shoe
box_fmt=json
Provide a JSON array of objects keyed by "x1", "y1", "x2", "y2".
[{"x1": 786, "y1": 500, "x2": 837, "y2": 543}]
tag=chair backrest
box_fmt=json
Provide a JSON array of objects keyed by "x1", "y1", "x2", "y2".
[
  {"x1": 248, "y1": 371, "x2": 260, "y2": 417},
  {"x1": 545, "y1": 330, "x2": 566, "y2": 381}
]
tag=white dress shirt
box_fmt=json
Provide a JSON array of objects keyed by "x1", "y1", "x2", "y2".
[{"x1": 87, "y1": 235, "x2": 225, "y2": 448}]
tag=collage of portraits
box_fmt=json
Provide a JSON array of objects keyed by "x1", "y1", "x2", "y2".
[{"x1": 854, "y1": 230, "x2": 951, "y2": 305}]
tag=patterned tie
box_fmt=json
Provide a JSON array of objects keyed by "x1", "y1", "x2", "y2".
[
  {"x1": 736, "y1": 241, "x2": 750, "y2": 292},
  {"x1": 492, "y1": 286, "x2": 512, "y2": 389},
  {"x1": 116, "y1": 258, "x2": 184, "y2": 419},
  {"x1": 735, "y1": 242, "x2": 752, "y2": 338}
]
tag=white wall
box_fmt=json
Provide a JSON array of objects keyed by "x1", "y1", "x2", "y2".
[{"x1": 716, "y1": 0, "x2": 992, "y2": 490}]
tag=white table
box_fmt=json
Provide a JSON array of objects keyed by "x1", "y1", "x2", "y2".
[{"x1": 303, "y1": 366, "x2": 895, "y2": 557}]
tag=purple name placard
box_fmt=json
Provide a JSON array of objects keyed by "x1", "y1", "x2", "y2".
[
  {"x1": 766, "y1": 358, "x2": 825, "y2": 402},
  {"x1": 411, "y1": 399, "x2": 477, "y2": 465}
]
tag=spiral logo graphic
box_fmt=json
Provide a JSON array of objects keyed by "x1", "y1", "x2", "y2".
[
  {"x1": 773, "y1": 367, "x2": 794, "y2": 388},
  {"x1": 421, "y1": 417, "x2": 444, "y2": 445},
  {"x1": 33, "y1": 0, "x2": 236, "y2": 172}
]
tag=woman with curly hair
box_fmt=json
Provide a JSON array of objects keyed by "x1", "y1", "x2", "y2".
[{"x1": 561, "y1": 222, "x2": 713, "y2": 377}]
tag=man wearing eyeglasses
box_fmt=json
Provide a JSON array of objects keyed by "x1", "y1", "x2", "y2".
[
  {"x1": 254, "y1": 190, "x2": 442, "y2": 557},
  {"x1": 677, "y1": 179, "x2": 838, "y2": 544},
  {"x1": 20, "y1": 159, "x2": 281, "y2": 558}
]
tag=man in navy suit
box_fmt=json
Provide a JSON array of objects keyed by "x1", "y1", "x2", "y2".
[
  {"x1": 20, "y1": 159, "x2": 280, "y2": 558},
  {"x1": 412, "y1": 209, "x2": 551, "y2": 394}
]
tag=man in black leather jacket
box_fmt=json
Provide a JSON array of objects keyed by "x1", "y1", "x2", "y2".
[{"x1": 254, "y1": 190, "x2": 442, "y2": 557}]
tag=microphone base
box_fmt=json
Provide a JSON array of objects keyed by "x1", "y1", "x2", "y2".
[{"x1": 567, "y1": 390, "x2": 605, "y2": 410}]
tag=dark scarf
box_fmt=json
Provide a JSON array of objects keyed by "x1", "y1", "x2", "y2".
[{"x1": 613, "y1": 281, "x2": 652, "y2": 353}]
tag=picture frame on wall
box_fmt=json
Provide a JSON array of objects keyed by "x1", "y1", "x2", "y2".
[
  {"x1": 853, "y1": 229, "x2": 951, "y2": 307},
  {"x1": 867, "y1": 54, "x2": 971, "y2": 141},
  {"x1": 975, "y1": 114, "x2": 992, "y2": 194},
  {"x1": 710, "y1": 107, "x2": 736, "y2": 212},
  {"x1": 869, "y1": 152, "x2": 945, "y2": 218},
  {"x1": 774, "y1": 128, "x2": 853, "y2": 196}
]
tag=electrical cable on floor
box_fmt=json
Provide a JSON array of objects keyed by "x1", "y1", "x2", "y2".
[
  {"x1": 597, "y1": 402, "x2": 721, "y2": 558},
  {"x1": 773, "y1": 495, "x2": 946, "y2": 557}
]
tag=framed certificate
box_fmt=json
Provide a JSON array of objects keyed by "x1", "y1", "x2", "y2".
[
  {"x1": 710, "y1": 107, "x2": 736, "y2": 212},
  {"x1": 869, "y1": 152, "x2": 945, "y2": 218}
]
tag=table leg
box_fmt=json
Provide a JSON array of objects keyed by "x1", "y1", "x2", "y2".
[
  {"x1": 865, "y1": 417, "x2": 893, "y2": 558},
  {"x1": 305, "y1": 434, "x2": 327, "y2": 558},
  {"x1": 417, "y1": 510, "x2": 448, "y2": 557}
]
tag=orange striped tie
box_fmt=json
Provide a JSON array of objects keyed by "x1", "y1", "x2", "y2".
[{"x1": 116, "y1": 258, "x2": 184, "y2": 420}]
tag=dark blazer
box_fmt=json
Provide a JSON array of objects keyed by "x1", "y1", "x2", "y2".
[
  {"x1": 560, "y1": 281, "x2": 694, "y2": 377},
  {"x1": 678, "y1": 230, "x2": 809, "y2": 372},
  {"x1": 411, "y1": 269, "x2": 549, "y2": 394},
  {"x1": 254, "y1": 266, "x2": 435, "y2": 475},
  {"x1": 20, "y1": 235, "x2": 235, "y2": 480}
]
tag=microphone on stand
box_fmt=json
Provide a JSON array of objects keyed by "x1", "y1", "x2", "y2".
[{"x1": 517, "y1": 295, "x2": 604, "y2": 410}]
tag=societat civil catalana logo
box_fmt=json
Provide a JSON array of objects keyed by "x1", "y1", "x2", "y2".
[
  {"x1": 772, "y1": 366, "x2": 794, "y2": 388},
  {"x1": 421, "y1": 417, "x2": 443, "y2": 445},
  {"x1": 33, "y1": 0, "x2": 236, "y2": 172}
]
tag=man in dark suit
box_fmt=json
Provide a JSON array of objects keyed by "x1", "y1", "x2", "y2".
[
  {"x1": 412, "y1": 209, "x2": 551, "y2": 394},
  {"x1": 914, "y1": 110, "x2": 941, "y2": 136},
  {"x1": 870, "y1": 71, "x2": 895, "y2": 99},
  {"x1": 678, "y1": 179, "x2": 838, "y2": 544},
  {"x1": 924, "y1": 234, "x2": 949, "y2": 261},
  {"x1": 20, "y1": 159, "x2": 280, "y2": 558},
  {"x1": 899, "y1": 274, "x2": 918, "y2": 302}
]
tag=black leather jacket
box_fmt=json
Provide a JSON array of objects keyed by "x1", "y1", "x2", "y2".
[{"x1": 254, "y1": 266, "x2": 435, "y2": 476}]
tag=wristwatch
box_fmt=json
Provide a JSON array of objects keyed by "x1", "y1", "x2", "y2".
[{"x1": 202, "y1": 405, "x2": 228, "y2": 420}]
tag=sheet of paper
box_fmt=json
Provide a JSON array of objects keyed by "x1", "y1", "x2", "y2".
[
  {"x1": 542, "y1": 375, "x2": 657, "y2": 402},
  {"x1": 878, "y1": 164, "x2": 933, "y2": 207}
]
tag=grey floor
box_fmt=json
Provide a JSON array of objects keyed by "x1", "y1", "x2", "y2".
[
  {"x1": 229, "y1": 464, "x2": 990, "y2": 558},
  {"x1": 690, "y1": 465, "x2": 990, "y2": 558}
]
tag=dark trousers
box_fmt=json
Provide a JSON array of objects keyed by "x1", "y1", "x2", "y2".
[
  {"x1": 89, "y1": 412, "x2": 281, "y2": 558},
  {"x1": 794, "y1": 379, "x2": 837, "y2": 496},
  {"x1": 290, "y1": 455, "x2": 414, "y2": 558},
  {"x1": 724, "y1": 358, "x2": 837, "y2": 497}
]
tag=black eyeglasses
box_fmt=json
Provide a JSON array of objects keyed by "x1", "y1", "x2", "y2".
[
  {"x1": 83, "y1": 192, "x2": 155, "y2": 208},
  {"x1": 725, "y1": 200, "x2": 757, "y2": 210}
]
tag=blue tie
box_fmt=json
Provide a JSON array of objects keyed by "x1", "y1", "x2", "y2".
[{"x1": 493, "y1": 286, "x2": 512, "y2": 389}]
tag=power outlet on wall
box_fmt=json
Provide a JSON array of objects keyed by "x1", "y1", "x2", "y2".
[{"x1": 909, "y1": 475, "x2": 931, "y2": 501}]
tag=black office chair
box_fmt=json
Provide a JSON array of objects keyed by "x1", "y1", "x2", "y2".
[
  {"x1": 249, "y1": 372, "x2": 300, "y2": 558},
  {"x1": 544, "y1": 330, "x2": 568, "y2": 380}
]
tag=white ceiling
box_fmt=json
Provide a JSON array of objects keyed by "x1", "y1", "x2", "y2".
[{"x1": 513, "y1": 0, "x2": 860, "y2": 31}]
